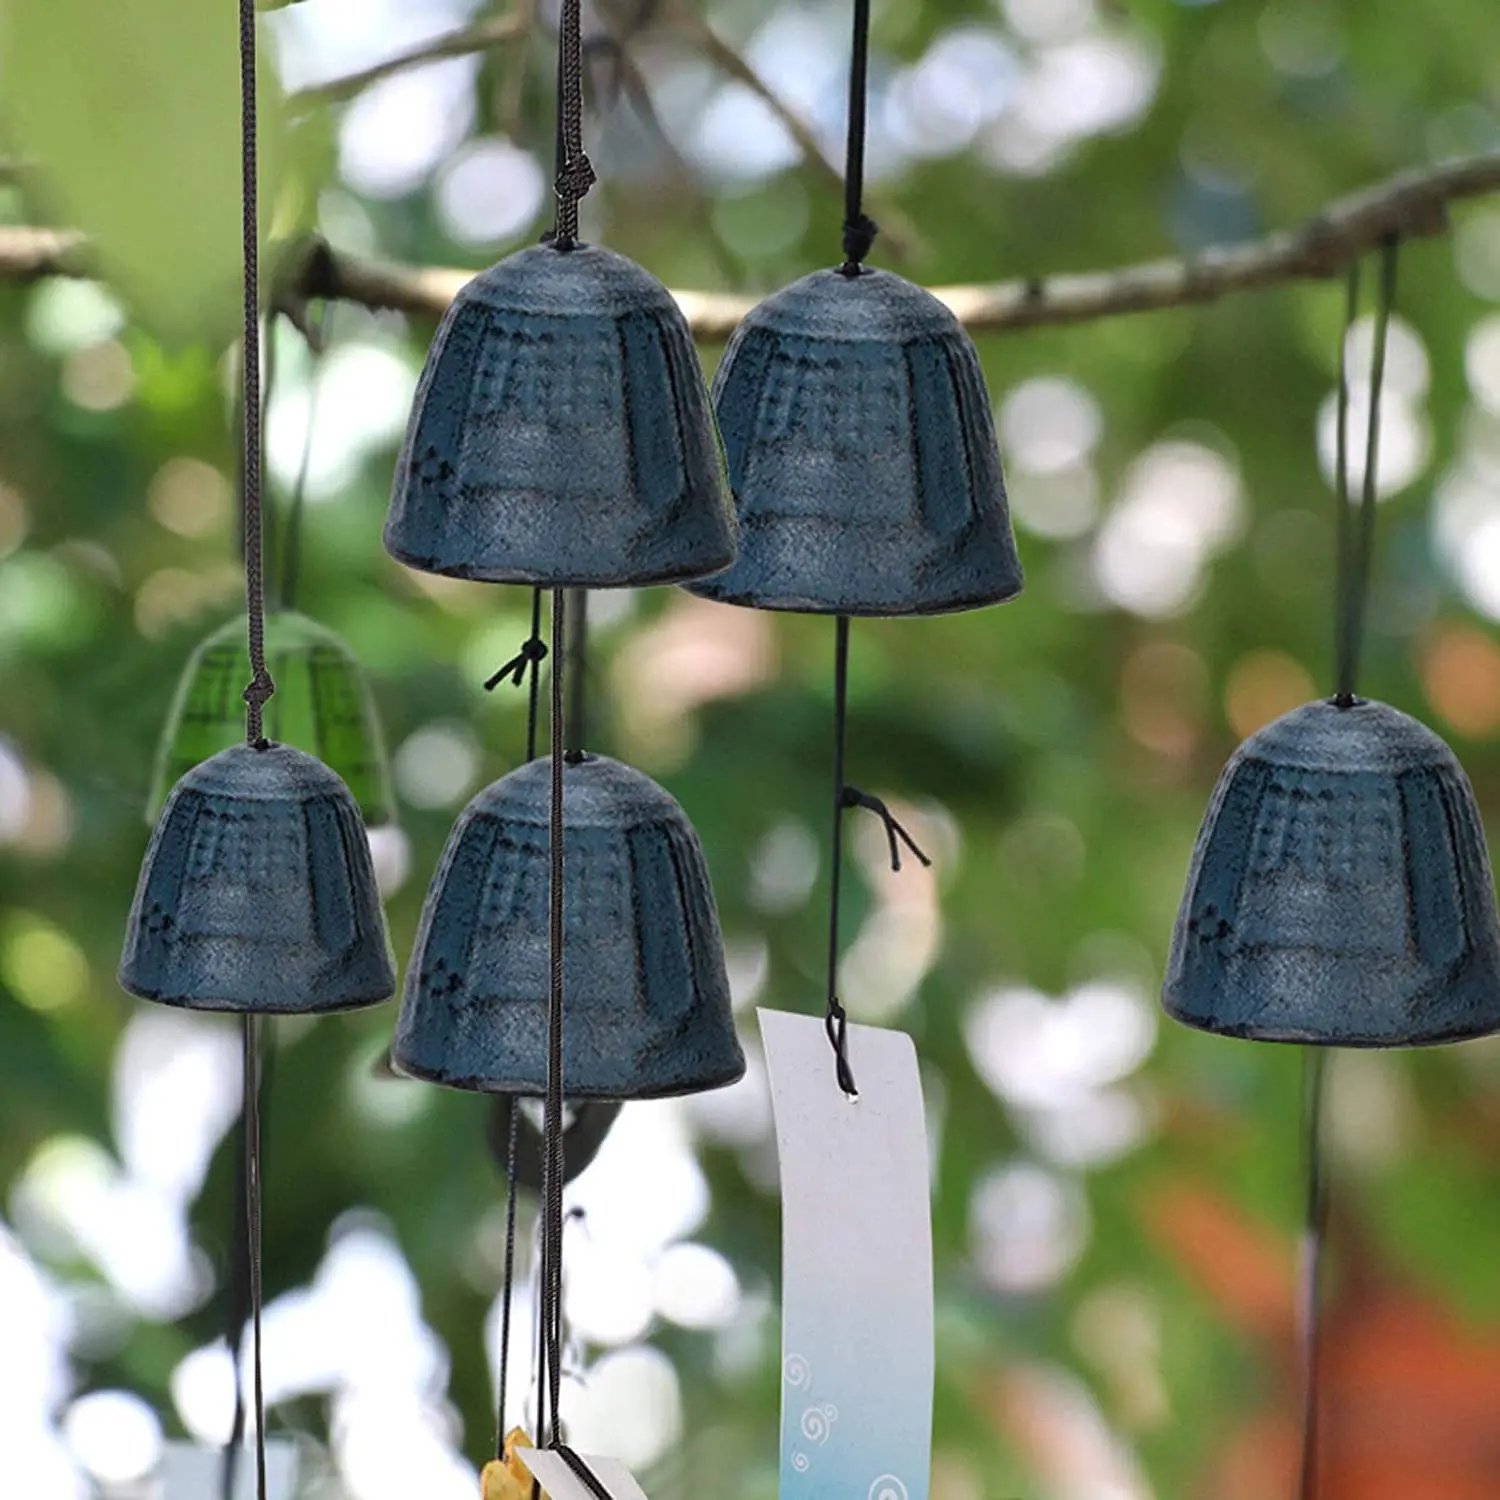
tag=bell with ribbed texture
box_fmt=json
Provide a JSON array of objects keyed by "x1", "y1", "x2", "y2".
[
  {"x1": 120, "y1": 743, "x2": 396, "y2": 1013},
  {"x1": 147, "y1": 612, "x2": 395, "y2": 828},
  {"x1": 686, "y1": 267, "x2": 1023, "y2": 616},
  {"x1": 384, "y1": 242, "x2": 736, "y2": 589},
  {"x1": 392, "y1": 753, "x2": 744, "y2": 1099},
  {"x1": 1164, "y1": 698, "x2": 1500, "y2": 1047}
]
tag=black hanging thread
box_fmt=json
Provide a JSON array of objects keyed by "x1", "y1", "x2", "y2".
[
  {"x1": 242, "y1": 1015, "x2": 268, "y2": 1500},
  {"x1": 1298, "y1": 1046, "x2": 1329, "y2": 1500},
  {"x1": 538, "y1": 587, "x2": 569, "y2": 1451},
  {"x1": 551, "y1": 0, "x2": 596, "y2": 250},
  {"x1": 239, "y1": 0, "x2": 273, "y2": 748},
  {"x1": 839, "y1": 0, "x2": 878, "y2": 274},
  {"x1": 491, "y1": 585, "x2": 548, "y2": 1459},
  {"x1": 232, "y1": 1, "x2": 273, "y2": 1496},
  {"x1": 824, "y1": 619, "x2": 932, "y2": 1098},
  {"x1": 1299, "y1": 232, "x2": 1401, "y2": 1500}
]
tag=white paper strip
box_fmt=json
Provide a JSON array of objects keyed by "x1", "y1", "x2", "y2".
[
  {"x1": 761, "y1": 1007, "x2": 934, "y2": 1500},
  {"x1": 517, "y1": 1447, "x2": 651, "y2": 1500},
  {"x1": 158, "y1": 1439, "x2": 298, "y2": 1500}
]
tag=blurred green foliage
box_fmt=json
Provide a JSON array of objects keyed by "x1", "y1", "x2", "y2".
[{"x1": 6, "y1": 1, "x2": 1500, "y2": 1497}]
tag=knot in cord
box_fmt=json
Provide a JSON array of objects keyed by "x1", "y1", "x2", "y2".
[
  {"x1": 840, "y1": 213, "x2": 879, "y2": 275},
  {"x1": 552, "y1": 153, "x2": 597, "y2": 249},
  {"x1": 824, "y1": 997, "x2": 858, "y2": 1098},
  {"x1": 485, "y1": 635, "x2": 549, "y2": 692},
  {"x1": 242, "y1": 669, "x2": 275, "y2": 746},
  {"x1": 840, "y1": 784, "x2": 931, "y2": 872}
]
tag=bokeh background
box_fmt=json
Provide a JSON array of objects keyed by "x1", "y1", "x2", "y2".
[{"x1": 6, "y1": 0, "x2": 1500, "y2": 1497}]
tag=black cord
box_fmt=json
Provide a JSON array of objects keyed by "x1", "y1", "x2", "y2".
[
  {"x1": 1298, "y1": 1048, "x2": 1330, "y2": 1500},
  {"x1": 839, "y1": 0, "x2": 878, "y2": 274},
  {"x1": 242, "y1": 1015, "x2": 268, "y2": 1500},
  {"x1": 557, "y1": 1445, "x2": 618, "y2": 1500},
  {"x1": 566, "y1": 588, "x2": 589, "y2": 757},
  {"x1": 492, "y1": 587, "x2": 548, "y2": 1455},
  {"x1": 494, "y1": 1103, "x2": 522, "y2": 1459},
  {"x1": 551, "y1": 0, "x2": 596, "y2": 249},
  {"x1": 824, "y1": 617, "x2": 858, "y2": 1096},
  {"x1": 1333, "y1": 236, "x2": 1400, "y2": 705},
  {"x1": 239, "y1": 0, "x2": 273, "y2": 746},
  {"x1": 539, "y1": 588, "x2": 569, "y2": 1447}
]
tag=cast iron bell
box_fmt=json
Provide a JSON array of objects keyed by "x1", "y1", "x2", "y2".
[
  {"x1": 1164, "y1": 698, "x2": 1500, "y2": 1046},
  {"x1": 391, "y1": 753, "x2": 744, "y2": 1099},
  {"x1": 384, "y1": 243, "x2": 736, "y2": 588},
  {"x1": 120, "y1": 743, "x2": 396, "y2": 1013},
  {"x1": 686, "y1": 267, "x2": 1023, "y2": 616},
  {"x1": 147, "y1": 612, "x2": 396, "y2": 828}
]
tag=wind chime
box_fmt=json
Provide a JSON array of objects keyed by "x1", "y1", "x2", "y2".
[
  {"x1": 379, "y1": 0, "x2": 744, "y2": 1491},
  {"x1": 117, "y1": 4, "x2": 397, "y2": 1499},
  {"x1": 149, "y1": 314, "x2": 397, "y2": 835},
  {"x1": 1161, "y1": 238, "x2": 1500, "y2": 1499},
  {"x1": 686, "y1": 0, "x2": 1022, "y2": 1090}
]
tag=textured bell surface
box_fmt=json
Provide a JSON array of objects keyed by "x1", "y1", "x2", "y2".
[
  {"x1": 384, "y1": 242, "x2": 736, "y2": 588},
  {"x1": 148, "y1": 612, "x2": 396, "y2": 828},
  {"x1": 1164, "y1": 698, "x2": 1500, "y2": 1047},
  {"x1": 120, "y1": 743, "x2": 396, "y2": 1014},
  {"x1": 392, "y1": 753, "x2": 745, "y2": 1099},
  {"x1": 686, "y1": 267, "x2": 1023, "y2": 617}
]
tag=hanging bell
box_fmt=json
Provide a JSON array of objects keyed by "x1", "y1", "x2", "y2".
[
  {"x1": 147, "y1": 612, "x2": 396, "y2": 829},
  {"x1": 384, "y1": 242, "x2": 736, "y2": 589},
  {"x1": 391, "y1": 753, "x2": 744, "y2": 1099},
  {"x1": 686, "y1": 267, "x2": 1023, "y2": 616},
  {"x1": 120, "y1": 743, "x2": 396, "y2": 1013},
  {"x1": 1164, "y1": 698, "x2": 1500, "y2": 1046}
]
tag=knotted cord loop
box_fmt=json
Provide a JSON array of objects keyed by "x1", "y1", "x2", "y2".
[
  {"x1": 841, "y1": 213, "x2": 879, "y2": 274},
  {"x1": 485, "y1": 635, "x2": 550, "y2": 692},
  {"x1": 824, "y1": 996, "x2": 858, "y2": 1099},
  {"x1": 840, "y1": 785, "x2": 931, "y2": 872},
  {"x1": 838, "y1": 0, "x2": 876, "y2": 275},
  {"x1": 551, "y1": 0, "x2": 594, "y2": 248}
]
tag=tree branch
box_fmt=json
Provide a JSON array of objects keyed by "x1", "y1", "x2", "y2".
[
  {"x1": 285, "y1": 10, "x2": 531, "y2": 111},
  {"x1": 3, "y1": 154, "x2": 1498, "y2": 342}
]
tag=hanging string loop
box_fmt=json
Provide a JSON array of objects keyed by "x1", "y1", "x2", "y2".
[
  {"x1": 552, "y1": 0, "x2": 595, "y2": 249},
  {"x1": 486, "y1": 635, "x2": 550, "y2": 692},
  {"x1": 839, "y1": 0, "x2": 879, "y2": 275},
  {"x1": 840, "y1": 786, "x2": 931, "y2": 872}
]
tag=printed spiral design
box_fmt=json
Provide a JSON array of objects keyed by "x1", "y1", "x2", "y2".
[
  {"x1": 784, "y1": 1353, "x2": 812, "y2": 1390},
  {"x1": 792, "y1": 1452, "x2": 810, "y2": 1473},
  {"x1": 800, "y1": 1404, "x2": 836, "y2": 1443},
  {"x1": 868, "y1": 1476, "x2": 908, "y2": 1500}
]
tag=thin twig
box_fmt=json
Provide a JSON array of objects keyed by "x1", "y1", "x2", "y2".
[
  {"x1": 286, "y1": 10, "x2": 531, "y2": 111},
  {"x1": 4, "y1": 153, "x2": 1499, "y2": 342},
  {"x1": 663, "y1": 3, "x2": 917, "y2": 260}
]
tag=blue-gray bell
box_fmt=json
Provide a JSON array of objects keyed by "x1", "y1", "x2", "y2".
[
  {"x1": 392, "y1": 753, "x2": 744, "y2": 1099},
  {"x1": 120, "y1": 743, "x2": 396, "y2": 1013},
  {"x1": 384, "y1": 243, "x2": 736, "y2": 588},
  {"x1": 1164, "y1": 698, "x2": 1500, "y2": 1046},
  {"x1": 686, "y1": 267, "x2": 1023, "y2": 616}
]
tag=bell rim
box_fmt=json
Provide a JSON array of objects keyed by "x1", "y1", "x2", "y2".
[
  {"x1": 387, "y1": 1046, "x2": 747, "y2": 1101},
  {"x1": 117, "y1": 970, "x2": 396, "y2": 1015},
  {"x1": 682, "y1": 573, "x2": 1025, "y2": 618},
  {"x1": 382, "y1": 532, "x2": 737, "y2": 591},
  {"x1": 1161, "y1": 990, "x2": 1500, "y2": 1048}
]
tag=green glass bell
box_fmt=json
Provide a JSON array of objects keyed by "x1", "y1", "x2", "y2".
[{"x1": 148, "y1": 612, "x2": 395, "y2": 828}]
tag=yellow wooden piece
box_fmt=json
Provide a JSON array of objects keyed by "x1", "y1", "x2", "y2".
[{"x1": 481, "y1": 1428, "x2": 542, "y2": 1500}]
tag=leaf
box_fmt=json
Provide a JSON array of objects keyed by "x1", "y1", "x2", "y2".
[{"x1": 0, "y1": 0, "x2": 285, "y2": 345}]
